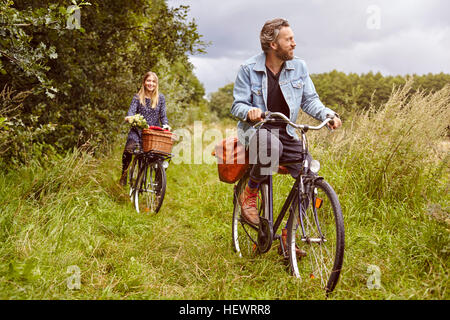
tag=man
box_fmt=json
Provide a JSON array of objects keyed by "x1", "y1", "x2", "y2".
[{"x1": 231, "y1": 18, "x2": 341, "y2": 226}]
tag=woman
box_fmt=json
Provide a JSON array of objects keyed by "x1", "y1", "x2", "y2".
[{"x1": 119, "y1": 71, "x2": 171, "y2": 186}]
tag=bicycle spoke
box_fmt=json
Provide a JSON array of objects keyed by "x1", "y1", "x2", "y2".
[
  {"x1": 232, "y1": 176, "x2": 267, "y2": 258},
  {"x1": 305, "y1": 205, "x2": 334, "y2": 288},
  {"x1": 288, "y1": 178, "x2": 344, "y2": 293},
  {"x1": 134, "y1": 160, "x2": 167, "y2": 214}
]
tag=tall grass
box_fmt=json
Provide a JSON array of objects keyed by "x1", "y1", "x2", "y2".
[
  {"x1": 329, "y1": 81, "x2": 448, "y2": 203},
  {"x1": 304, "y1": 81, "x2": 450, "y2": 298},
  {"x1": 0, "y1": 83, "x2": 448, "y2": 299}
]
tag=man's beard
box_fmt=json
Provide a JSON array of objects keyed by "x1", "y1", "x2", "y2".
[{"x1": 275, "y1": 46, "x2": 294, "y2": 61}]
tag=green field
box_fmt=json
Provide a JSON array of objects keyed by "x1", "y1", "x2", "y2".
[
  {"x1": 1, "y1": 85, "x2": 449, "y2": 300},
  {"x1": 0, "y1": 142, "x2": 448, "y2": 299}
]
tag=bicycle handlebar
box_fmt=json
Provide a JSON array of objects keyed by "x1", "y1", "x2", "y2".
[{"x1": 253, "y1": 111, "x2": 335, "y2": 131}]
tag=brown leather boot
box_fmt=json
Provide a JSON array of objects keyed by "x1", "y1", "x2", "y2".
[
  {"x1": 280, "y1": 228, "x2": 307, "y2": 258},
  {"x1": 238, "y1": 185, "x2": 260, "y2": 225}
]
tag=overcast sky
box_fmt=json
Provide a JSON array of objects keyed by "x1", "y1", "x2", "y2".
[{"x1": 167, "y1": 0, "x2": 450, "y2": 95}]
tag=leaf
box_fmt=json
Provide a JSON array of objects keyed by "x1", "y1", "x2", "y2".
[
  {"x1": 59, "y1": 6, "x2": 67, "y2": 15},
  {"x1": 0, "y1": 117, "x2": 7, "y2": 130},
  {"x1": 46, "y1": 90, "x2": 55, "y2": 99}
]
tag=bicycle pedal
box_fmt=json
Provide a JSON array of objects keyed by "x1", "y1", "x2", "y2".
[{"x1": 239, "y1": 214, "x2": 259, "y2": 227}]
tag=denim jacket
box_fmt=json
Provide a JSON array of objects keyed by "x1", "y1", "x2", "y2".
[{"x1": 231, "y1": 52, "x2": 336, "y2": 146}]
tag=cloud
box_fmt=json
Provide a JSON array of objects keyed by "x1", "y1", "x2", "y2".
[
  {"x1": 358, "y1": 27, "x2": 450, "y2": 75},
  {"x1": 168, "y1": 0, "x2": 450, "y2": 94},
  {"x1": 189, "y1": 56, "x2": 243, "y2": 96}
]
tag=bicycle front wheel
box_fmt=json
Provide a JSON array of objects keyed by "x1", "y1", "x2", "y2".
[
  {"x1": 287, "y1": 178, "x2": 344, "y2": 294},
  {"x1": 134, "y1": 160, "x2": 166, "y2": 214},
  {"x1": 128, "y1": 156, "x2": 140, "y2": 202}
]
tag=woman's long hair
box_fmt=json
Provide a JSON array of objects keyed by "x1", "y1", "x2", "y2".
[{"x1": 137, "y1": 71, "x2": 159, "y2": 108}]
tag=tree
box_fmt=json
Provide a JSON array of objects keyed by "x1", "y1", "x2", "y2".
[
  {"x1": 208, "y1": 82, "x2": 234, "y2": 119},
  {"x1": 208, "y1": 72, "x2": 450, "y2": 122},
  {"x1": 0, "y1": 0, "x2": 208, "y2": 166}
]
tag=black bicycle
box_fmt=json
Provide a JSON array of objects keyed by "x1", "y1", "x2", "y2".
[
  {"x1": 129, "y1": 148, "x2": 172, "y2": 214},
  {"x1": 232, "y1": 111, "x2": 345, "y2": 294}
]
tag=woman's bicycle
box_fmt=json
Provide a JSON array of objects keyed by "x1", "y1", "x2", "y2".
[
  {"x1": 232, "y1": 111, "x2": 345, "y2": 294},
  {"x1": 129, "y1": 147, "x2": 172, "y2": 214}
]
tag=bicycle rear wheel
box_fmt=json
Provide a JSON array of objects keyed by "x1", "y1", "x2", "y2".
[
  {"x1": 287, "y1": 178, "x2": 344, "y2": 293},
  {"x1": 134, "y1": 160, "x2": 166, "y2": 213},
  {"x1": 232, "y1": 175, "x2": 270, "y2": 257}
]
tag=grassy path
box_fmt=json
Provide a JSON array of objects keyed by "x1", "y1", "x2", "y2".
[{"x1": 0, "y1": 129, "x2": 448, "y2": 299}]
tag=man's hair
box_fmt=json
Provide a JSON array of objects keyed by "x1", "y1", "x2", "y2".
[{"x1": 260, "y1": 18, "x2": 290, "y2": 53}]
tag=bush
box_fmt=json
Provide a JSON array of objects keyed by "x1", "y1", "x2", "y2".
[
  {"x1": 208, "y1": 83, "x2": 234, "y2": 119},
  {"x1": 0, "y1": 86, "x2": 61, "y2": 168}
]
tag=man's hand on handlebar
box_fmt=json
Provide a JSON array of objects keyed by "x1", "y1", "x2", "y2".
[
  {"x1": 247, "y1": 108, "x2": 263, "y2": 122},
  {"x1": 247, "y1": 109, "x2": 342, "y2": 131},
  {"x1": 327, "y1": 114, "x2": 342, "y2": 130}
]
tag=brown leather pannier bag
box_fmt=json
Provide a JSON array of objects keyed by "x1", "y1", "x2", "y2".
[{"x1": 212, "y1": 137, "x2": 249, "y2": 184}]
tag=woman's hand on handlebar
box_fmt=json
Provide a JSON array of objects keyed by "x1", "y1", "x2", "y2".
[
  {"x1": 124, "y1": 116, "x2": 132, "y2": 123},
  {"x1": 247, "y1": 108, "x2": 263, "y2": 122}
]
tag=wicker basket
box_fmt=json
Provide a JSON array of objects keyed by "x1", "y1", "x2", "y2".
[{"x1": 142, "y1": 128, "x2": 174, "y2": 154}]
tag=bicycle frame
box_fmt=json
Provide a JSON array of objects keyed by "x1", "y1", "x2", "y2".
[
  {"x1": 244, "y1": 112, "x2": 332, "y2": 249},
  {"x1": 131, "y1": 150, "x2": 172, "y2": 193},
  {"x1": 136, "y1": 149, "x2": 172, "y2": 162},
  {"x1": 139, "y1": 150, "x2": 171, "y2": 179},
  {"x1": 134, "y1": 149, "x2": 172, "y2": 170}
]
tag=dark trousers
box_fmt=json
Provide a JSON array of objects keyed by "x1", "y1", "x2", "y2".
[
  {"x1": 248, "y1": 124, "x2": 311, "y2": 183},
  {"x1": 121, "y1": 139, "x2": 137, "y2": 173}
]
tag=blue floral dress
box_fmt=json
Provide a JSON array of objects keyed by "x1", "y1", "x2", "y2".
[{"x1": 125, "y1": 93, "x2": 169, "y2": 148}]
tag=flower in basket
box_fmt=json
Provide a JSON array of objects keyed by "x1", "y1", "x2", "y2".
[{"x1": 128, "y1": 114, "x2": 148, "y2": 129}]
